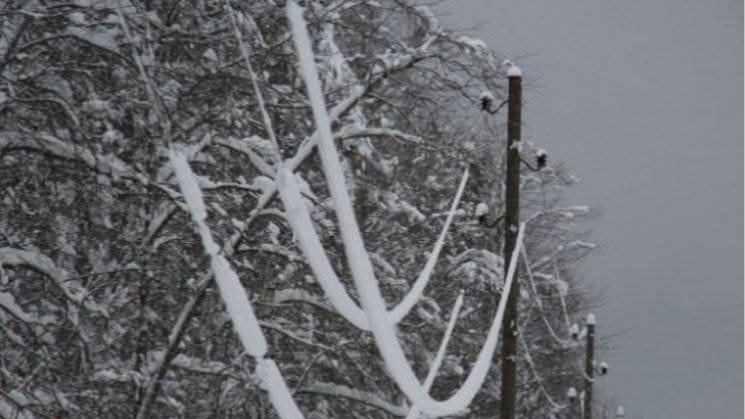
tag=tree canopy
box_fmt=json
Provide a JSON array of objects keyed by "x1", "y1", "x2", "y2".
[{"x1": 0, "y1": 1, "x2": 605, "y2": 418}]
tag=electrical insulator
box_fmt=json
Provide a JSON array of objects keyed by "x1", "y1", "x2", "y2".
[
  {"x1": 569, "y1": 323, "x2": 579, "y2": 341},
  {"x1": 475, "y1": 202, "x2": 489, "y2": 225},
  {"x1": 567, "y1": 387, "x2": 577, "y2": 401},
  {"x1": 479, "y1": 91, "x2": 494, "y2": 111},
  {"x1": 536, "y1": 149, "x2": 548, "y2": 169}
]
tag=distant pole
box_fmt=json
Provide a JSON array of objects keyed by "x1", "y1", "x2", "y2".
[
  {"x1": 499, "y1": 64, "x2": 522, "y2": 419},
  {"x1": 584, "y1": 314, "x2": 596, "y2": 419}
]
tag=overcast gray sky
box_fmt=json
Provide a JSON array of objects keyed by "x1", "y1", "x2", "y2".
[{"x1": 438, "y1": 1, "x2": 743, "y2": 418}]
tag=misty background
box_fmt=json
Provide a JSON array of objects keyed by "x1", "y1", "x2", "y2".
[{"x1": 438, "y1": 1, "x2": 743, "y2": 418}]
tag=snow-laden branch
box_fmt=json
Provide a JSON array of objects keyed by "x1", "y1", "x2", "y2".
[
  {"x1": 114, "y1": 0, "x2": 171, "y2": 138},
  {"x1": 224, "y1": 0, "x2": 281, "y2": 160},
  {"x1": 525, "y1": 206, "x2": 591, "y2": 224},
  {"x1": 0, "y1": 131, "x2": 184, "y2": 206},
  {"x1": 552, "y1": 262, "x2": 572, "y2": 329},
  {"x1": 530, "y1": 241, "x2": 596, "y2": 272},
  {"x1": 0, "y1": 290, "x2": 43, "y2": 326},
  {"x1": 335, "y1": 126, "x2": 425, "y2": 146},
  {"x1": 287, "y1": 4, "x2": 526, "y2": 414},
  {"x1": 269, "y1": 0, "x2": 468, "y2": 333},
  {"x1": 0, "y1": 389, "x2": 36, "y2": 419},
  {"x1": 297, "y1": 381, "x2": 407, "y2": 417},
  {"x1": 134, "y1": 281, "x2": 208, "y2": 419},
  {"x1": 0, "y1": 248, "x2": 103, "y2": 314},
  {"x1": 0, "y1": 132, "x2": 143, "y2": 181},
  {"x1": 215, "y1": 137, "x2": 276, "y2": 177},
  {"x1": 227, "y1": 2, "x2": 443, "y2": 253},
  {"x1": 170, "y1": 151, "x2": 304, "y2": 419},
  {"x1": 518, "y1": 326, "x2": 565, "y2": 410},
  {"x1": 389, "y1": 171, "x2": 469, "y2": 323},
  {"x1": 277, "y1": 166, "x2": 367, "y2": 329},
  {"x1": 227, "y1": 85, "x2": 368, "y2": 253},
  {"x1": 277, "y1": 165, "x2": 468, "y2": 330},
  {"x1": 272, "y1": 288, "x2": 334, "y2": 312},
  {"x1": 520, "y1": 246, "x2": 572, "y2": 347},
  {"x1": 405, "y1": 292, "x2": 464, "y2": 419},
  {"x1": 274, "y1": 12, "x2": 471, "y2": 328}
]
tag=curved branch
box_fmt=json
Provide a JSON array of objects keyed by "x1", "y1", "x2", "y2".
[
  {"x1": 228, "y1": 1, "x2": 446, "y2": 253},
  {"x1": 170, "y1": 151, "x2": 304, "y2": 419},
  {"x1": 297, "y1": 382, "x2": 407, "y2": 417},
  {"x1": 404, "y1": 291, "x2": 464, "y2": 419},
  {"x1": 0, "y1": 131, "x2": 180, "y2": 203},
  {"x1": 278, "y1": 165, "x2": 469, "y2": 330},
  {"x1": 0, "y1": 248, "x2": 102, "y2": 314},
  {"x1": 288, "y1": 5, "x2": 527, "y2": 414},
  {"x1": 518, "y1": 325, "x2": 565, "y2": 410},
  {"x1": 520, "y1": 246, "x2": 572, "y2": 347}
]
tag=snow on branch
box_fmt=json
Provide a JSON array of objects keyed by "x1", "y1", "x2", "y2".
[
  {"x1": 0, "y1": 390, "x2": 36, "y2": 419},
  {"x1": 520, "y1": 245, "x2": 573, "y2": 347},
  {"x1": 518, "y1": 326, "x2": 565, "y2": 410},
  {"x1": 0, "y1": 290, "x2": 44, "y2": 326},
  {"x1": 525, "y1": 206, "x2": 591, "y2": 224},
  {"x1": 224, "y1": 0, "x2": 281, "y2": 161},
  {"x1": 297, "y1": 381, "x2": 408, "y2": 417},
  {"x1": 272, "y1": 288, "x2": 333, "y2": 311},
  {"x1": 388, "y1": 169, "x2": 469, "y2": 324},
  {"x1": 135, "y1": 277, "x2": 210, "y2": 419},
  {"x1": 277, "y1": 164, "x2": 469, "y2": 330},
  {"x1": 0, "y1": 131, "x2": 184, "y2": 204},
  {"x1": 530, "y1": 241, "x2": 597, "y2": 271},
  {"x1": 552, "y1": 263, "x2": 572, "y2": 328},
  {"x1": 215, "y1": 137, "x2": 276, "y2": 177},
  {"x1": 225, "y1": 3, "x2": 443, "y2": 253},
  {"x1": 170, "y1": 151, "x2": 305, "y2": 419},
  {"x1": 405, "y1": 292, "x2": 464, "y2": 419},
  {"x1": 0, "y1": 248, "x2": 103, "y2": 314},
  {"x1": 277, "y1": 165, "x2": 368, "y2": 329},
  {"x1": 269, "y1": 0, "x2": 470, "y2": 333},
  {"x1": 287, "y1": 3, "x2": 527, "y2": 414},
  {"x1": 335, "y1": 126, "x2": 425, "y2": 146}
]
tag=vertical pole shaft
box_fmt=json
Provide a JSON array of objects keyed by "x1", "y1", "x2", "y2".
[
  {"x1": 584, "y1": 321, "x2": 595, "y2": 419},
  {"x1": 499, "y1": 70, "x2": 522, "y2": 419}
]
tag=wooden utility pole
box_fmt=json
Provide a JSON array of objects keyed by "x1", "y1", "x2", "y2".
[
  {"x1": 499, "y1": 65, "x2": 522, "y2": 419},
  {"x1": 584, "y1": 314, "x2": 596, "y2": 419}
]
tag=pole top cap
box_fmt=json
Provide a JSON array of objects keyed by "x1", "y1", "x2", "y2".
[
  {"x1": 507, "y1": 65, "x2": 522, "y2": 77},
  {"x1": 502, "y1": 59, "x2": 522, "y2": 77}
]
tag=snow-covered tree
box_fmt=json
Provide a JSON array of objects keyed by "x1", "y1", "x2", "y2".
[{"x1": 0, "y1": 1, "x2": 606, "y2": 418}]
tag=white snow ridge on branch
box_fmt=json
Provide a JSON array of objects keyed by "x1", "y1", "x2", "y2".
[
  {"x1": 286, "y1": 2, "x2": 528, "y2": 416},
  {"x1": 168, "y1": 4, "x2": 531, "y2": 419},
  {"x1": 170, "y1": 151, "x2": 305, "y2": 419},
  {"x1": 277, "y1": 163, "x2": 469, "y2": 331}
]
